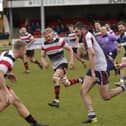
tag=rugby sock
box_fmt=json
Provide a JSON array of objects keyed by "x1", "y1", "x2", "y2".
[
  {"x1": 68, "y1": 79, "x2": 80, "y2": 86},
  {"x1": 54, "y1": 85, "x2": 60, "y2": 100},
  {"x1": 33, "y1": 60, "x2": 41, "y2": 65},
  {"x1": 82, "y1": 111, "x2": 97, "y2": 123},
  {"x1": 24, "y1": 62, "x2": 29, "y2": 70},
  {"x1": 120, "y1": 78, "x2": 124, "y2": 84},
  {"x1": 120, "y1": 84, "x2": 126, "y2": 91},
  {"x1": 120, "y1": 77, "x2": 125, "y2": 84},
  {"x1": 25, "y1": 114, "x2": 37, "y2": 124},
  {"x1": 88, "y1": 112, "x2": 96, "y2": 119}
]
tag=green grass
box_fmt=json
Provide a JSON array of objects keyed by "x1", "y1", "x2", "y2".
[{"x1": 0, "y1": 49, "x2": 126, "y2": 126}]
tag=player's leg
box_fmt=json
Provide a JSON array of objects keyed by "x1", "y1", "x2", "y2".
[
  {"x1": 62, "y1": 74, "x2": 83, "y2": 87},
  {"x1": 23, "y1": 54, "x2": 30, "y2": 73},
  {"x1": 10, "y1": 89, "x2": 48, "y2": 126},
  {"x1": 0, "y1": 89, "x2": 9, "y2": 111},
  {"x1": 119, "y1": 58, "x2": 126, "y2": 84},
  {"x1": 81, "y1": 71, "x2": 97, "y2": 123},
  {"x1": 98, "y1": 71, "x2": 124, "y2": 100},
  {"x1": 99, "y1": 84, "x2": 123, "y2": 100},
  {"x1": 48, "y1": 68, "x2": 63, "y2": 107},
  {"x1": 107, "y1": 50, "x2": 119, "y2": 75},
  {"x1": 28, "y1": 50, "x2": 43, "y2": 69}
]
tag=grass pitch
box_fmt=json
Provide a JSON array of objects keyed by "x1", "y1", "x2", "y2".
[{"x1": 0, "y1": 49, "x2": 126, "y2": 126}]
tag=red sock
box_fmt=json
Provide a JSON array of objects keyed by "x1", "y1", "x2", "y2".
[
  {"x1": 54, "y1": 85, "x2": 60, "y2": 99},
  {"x1": 69, "y1": 79, "x2": 79, "y2": 86},
  {"x1": 34, "y1": 60, "x2": 41, "y2": 65},
  {"x1": 24, "y1": 62, "x2": 29, "y2": 70}
]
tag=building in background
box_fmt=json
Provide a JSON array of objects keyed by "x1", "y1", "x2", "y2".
[{"x1": 2, "y1": 0, "x2": 126, "y2": 38}]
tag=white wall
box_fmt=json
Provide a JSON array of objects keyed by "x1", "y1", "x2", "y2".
[
  {"x1": 0, "y1": 0, "x2": 3, "y2": 11},
  {"x1": 8, "y1": 0, "x2": 111, "y2": 8}
]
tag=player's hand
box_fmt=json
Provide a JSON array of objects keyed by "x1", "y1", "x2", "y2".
[
  {"x1": 8, "y1": 73, "x2": 17, "y2": 83},
  {"x1": 82, "y1": 60, "x2": 87, "y2": 68},
  {"x1": 115, "y1": 63, "x2": 122, "y2": 69},
  {"x1": 1, "y1": 89, "x2": 14, "y2": 104},
  {"x1": 118, "y1": 44, "x2": 121, "y2": 48},
  {"x1": 7, "y1": 93, "x2": 14, "y2": 104},
  {"x1": 117, "y1": 44, "x2": 122, "y2": 52},
  {"x1": 44, "y1": 63, "x2": 49, "y2": 69},
  {"x1": 69, "y1": 61, "x2": 74, "y2": 70},
  {"x1": 91, "y1": 71, "x2": 97, "y2": 81}
]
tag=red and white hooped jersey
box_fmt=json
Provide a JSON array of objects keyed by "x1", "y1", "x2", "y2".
[
  {"x1": 0, "y1": 50, "x2": 16, "y2": 75},
  {"x1": 42, "y1": 38, "x2": 68, "y2": 70},
  {"x1": 20, "y1": 32, "x2": 33, "y2": 42},
  {"x1": 68, "y1": 32, "x2": 79, "y2": 48}
]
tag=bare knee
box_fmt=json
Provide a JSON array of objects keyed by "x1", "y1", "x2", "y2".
[
  {"x1": 1, "y1": 101, "x2": 8, "y2": 107},
  {"x1": 30, "y1": 58, "x2": 34, "y2": 62},
  {"x1": 101, "y1": 95, "x2": 111, "y2": 101},
  {"x1": 53, "y1": 73, "x2": 60, "y2": 84},
  {"x1": 0, "y1": 101, "x2": 8, "y2": 111},
  {"x1": 12, "y1": 97, "x2": 21, "y2": 106},
  {"x1": 80, "y1": 86, "x2": 88, "y2": 96}
]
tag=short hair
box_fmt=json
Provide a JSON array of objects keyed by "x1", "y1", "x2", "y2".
[
  {"x1": 74, "y1": 22, "x2": 88, "y2": 30},
  {"x1": 43, "y1": 28, "x2": 54, "y2": 34},
  {"x1": 19, "y1": 27, "x2": 27, "y2": 30},
  {"x1": 13, "y1": 40, "x2": 26, "y2": 50},
  {"x1": 94, "y1": 20, "x2": 101, "y2": 24},
  {"x1": 117, "y1": 21, "x2": 126, "y2": 27},
  {"x1": 67, "y1": 24, "x2": 74, "y2": 27}
]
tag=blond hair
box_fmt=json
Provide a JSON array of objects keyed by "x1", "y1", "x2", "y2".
[
  {"x1": 13, "y1": 40, "x2": 26, "y2": 50},
  {"x1": 43, "y1": 28, "x2": 54, "y2": 34}
]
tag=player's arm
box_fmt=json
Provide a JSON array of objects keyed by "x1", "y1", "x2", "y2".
[
  {"x1": 86, "y1": 36, "x2": 96, "y2": 79},
  {"x1": 75, "y1": 34, "x2": 79, "y2": 44},
  {"x1": 27, "y1": 34, "x2": 35, "y2": 47},
  {"x1": 0, "y1": 70, "x2": 14, "y2": 103},
  {"x1": 110, "y1": 34, "x2": 118, "y2": 42},
  {"x1": 88, "y1": 48, "x2": 96, "y2": 76},
  {"x1": 116, "y1": 37, "x2": 122, "y2": 51},
  {"x1": 7, "y1": 72, "x2": 17, "y2": 83},
  {"x1": 64, "y1": 43, "x2": 74, "y2": 69},
  {"x1": 0, "y1": 70, "x2": 8, "y2": 92},
  {"x1": 115, "y1": 63, "x2": 126, "y2": 69},
  {"x1": 41, "y1": 50, "x2": 49, "y2": 69}
]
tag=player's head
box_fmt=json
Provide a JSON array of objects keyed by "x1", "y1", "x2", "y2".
[
  {"x1": 67, "y1": 24, "x2": 74, "y2": 32},
  {"x1": 105, "y1": 23, "x2": 111, "y2": 31},
  {"x1": 13, "y1": 40, "x2": 26, "y2": 59},
  {"x1": 100, "y1": 26, "x2": 108, "y2": 35},
  {"x1": 118, "y1": 21, "x2": 126, "y2": 33},
  {"x1": 74, "y1": 22, "x2": 88, "y2": 37},
  {"x1": 43, "y1": 28, "x2": 55, "y2": 43},
  {"x1": 94, "y1": 21, "x2": 101, "y2": 31},
  {"x1": 19, "y1": 27, "x2": 27, "y2": 34}
]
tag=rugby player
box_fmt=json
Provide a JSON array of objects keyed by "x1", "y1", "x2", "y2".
[
  {"x1": 41, "y1": 28, "x2": 82, "y2": 107},
  {"x1": 74, "y1": 22, "x2": 126, "y2": 123},
  {"x1": 19, "y1": 27, "x2": 43, "y2": 73},
  {"x1": 67, "y1": 24, "x2": 86, "y2": 66},
  {"x1": 0, "y1": 40, "x2": 47, "y2": 126},
  {"x1": 93, "y1": 21, "x2": 102, "y2": 39},
  {"x1": 116, "y1": 22, "x2": 126, "y2": 84},
  {"x1": 98, "y1": 25, "x2": 118, "y2": 74}
]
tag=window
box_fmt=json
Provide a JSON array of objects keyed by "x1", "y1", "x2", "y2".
[{"x1": 0, "y1": 0, "x2": 3, "y2": 12}]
